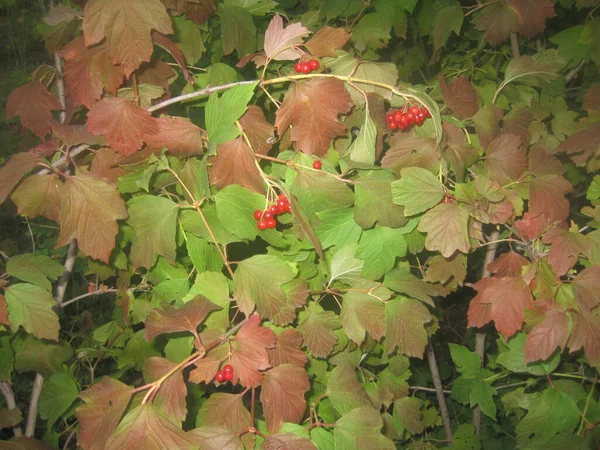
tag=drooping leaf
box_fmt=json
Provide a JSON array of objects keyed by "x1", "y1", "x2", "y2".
[
  {"x1": 221, "y1": 6, "x2": 256, "y2": 57},
  {"x1": 484, "y1": 134, "x2": 526, "y2": 184},
  {"x1": 572, "y1": 266, "x2": 600, "y2": 311},
  {"x1": 391, "y1": 167, "x2": 444, "y2": 216},
  {"x1": 230, "y1": 315, "x2": 276, "y2": 387},
  {"x1": 356, "y1": 227, "x2": 407, "y2": 281},
  {"x1": 346, "y1": 102, "x2": 377, "y2": 165},
  {"x1": 263, "y1": 14, "x2": 310, "y2": 60},
  {"x1": 6, "y1": 82, "x2": 62, "y2": 138},
  {"x1": 145, "y1": 296, "x2": 221, "y2": 341},
  {"x1": 83, "y1": 0, "x2": 174, "y2": 76},
  {"x1": 503, "y1": 55, "x2": 558, "y2": 88},
  {"x1": 333, "y1": 405, "x2": 395, "y2": 450},
  {"x1": 87, "y1": 97, "x2": 158, "y2": 155},
  {"x1": 143, "y1": 115, "x2": 204, "y2": 156},
  {"x1": 354, "y1": 170, "x2": 408, "y2": 229},
  {"x1": 524, "y1": 310, "x2": 568, "y2": 363},
  {"x1": 327, "y1": 363, "x2": 373, "y2": 415},
  {"x1": 142, "y1": 357, "x2": 187, "y2": 422},
  {"x1": 432, "y1": 6, "x2": 464, "y2": 53},
  {"x1": 439, "y1": 76, "x2": 478, "y2": 120},
  {"x1": 297, "y1": 302, "x2": 339, "y2": 358},
  {"x1": 5, "y1": 284, "x2": 59, "y2": 341},
  {"x1": 568, "y1": 310, "x2": 600, "y2": 366},
  {"x1": 542, "y1": 226, "x2": 590, "y2": 277},
  {"x1": 238, "y1": 105, "x2": 275, "y2": 155},
  {"x1": 275, "y1": 78, "x2": 353, "y2": 156},
  {"x1": 385, "y1": 297, "x2": 432, "y2": 358},
  {"x1": 340, "y1": 282, "x2": 388, "y2": 345},
  {"x1": 39, "y1": 373, "x2": 79, "y2": 429},
  {"x1": 196, "y1": 393, "x2": 252, "y2": 448},
  {"x1": 209, "y1": 137, "x2": 266, "y2": 194},
  {"x1": 305, "y1": 25, "x2": 351, "y2": 57},
  {"x1": 418, "y1": 202, "x2": 470, "y2": 258},
  {"x1": 0, "y1": 153, "x2": 40, "y2": 204},
  {"x1": 76, "y1": 377, "x2": 134, "y2": 450},
  {"x1": 261, "y1": 364, "x2": 310, "y2": 433},
  {"x1": 6, "y1": 254, "x2": 64, "y2": 292}
]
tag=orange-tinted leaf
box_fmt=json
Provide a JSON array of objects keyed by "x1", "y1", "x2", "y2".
[
  {"x1": 484, "y1": 134, "x2": 526, "y2": 184},
  {"x1": 10, "y1": 174, "x2": 62, "y2": 222},
  {"x1": 137, "y1": 59, "x2": 175, "y2": 87},
  {"x1": 58, "y1": 37, "x2": 125, "y2": 108},
  {"x1": 262, "y1": 433, "x2": 317, "y2": 450},
  {"x1": 511, "y1": 0, "x2": 555, "y2": 38},
  {"x1": 83, "y1": 0, "x2": 174, "y2": 76},
  {"x1": 524, "y1": 310, "x2": 568, "y2": 363},
  {"x1": 381, "y1": 135, "x2": 440, "y2": 175},
  {"x1": 145, "y1": 296, "x2": 221, "y2": 342},
  {"x1": 439, "y1": 76, "x2": 478, "y2": 120},
  {"x1": 142, "y1": 357, "x2": 187, "y2": 422},
  {"x1": 305, "y1": 25, "x2": 351, "y2": 57},
  {"x1": 555, "y1": 121, "x2": 600, "y2": 167},
  {"x1": 261, "y1": 364, "x2": 310, "y2": 434},
  {"x1": 572, "y1": 266, "x2": 600, "y2": 311},
  {"x1": 196, "y1": 393, "x2": 252, "y2": 448},
  {"x1": 238, "y1": 105, "x2": 275, "y2": 155},
  {"x1": 52, "y1": 122, "x2": 105, "y2": 148},
  {"x1": 583, "y1": 84, "x2": 600, "y2": 112},
  {"x1": 515, "y1": 212, "x2": 547, "y2": 241},
  {"x1": 6, "y1": 82, "x2": 62, "y2": 138},
  {"x1": 29, "y1": 140, "x2": 60, "y2": 158},
  {"x1": 87, "y1": 97, "x2": 158, "y2": 155},
  {"x1": 188, "y1": 356, "x2": 222, "y2": 384},
  {"x1": 467, "y1": 278, "x2": 495, "y2": 328},
  {"x1": 264, "y1": 14, "x2": 310, "y2": 60},
  {"x1": 144, "y1": 115, "x2": 203, "y2": 156},
  {"x1": 183, "y1": 0, "x2": 215, "y2": 24},
  {"x1": 417, "y1": 202, "x2": 470, "y2": 258},
  {"x1": 105, "y1": 404, "x2": 196, "y2": 450},
  {"x1": 0, "y1": 153, "x2": 40, "y2": 204},
  {"x1": 426, "y1": 253, "x2": 467, "y2": 285},
  {"x1": 275, "y1": 78, "x2": 353, "y2": 156},
  {"x1": 43, "y1": 3, "x2": 78, "y2": 26},
  {"x1": 90, "y1": 148, "x2": 127, "y2": 183},
  {"x1": 230, "y1": 315, "x2": 276, "y2": 387},
  {"x1": 488, "y1": 200, "x2": 514, "y2": 224},
  {"x1": 542, "y1": 227, "x2": 590, "y2": 277},
  {"x1": 385, "y1": 298, "x2": 432, "y2": 358},
  {"x1": 487, "y1": 251, "x2": 529, "y2": 277},
  {"x1": 529, "y1": 175, "x2": 572, "y2": 224},
  {"x1": 208, "y1": 138, "x2": 266, "y2": 194},
  {"x1": 271, "y1": 278, "x2": 308, "y2": 326},
  {"x1": 528, "y1": 146, "x2": 564, "y2": 177},
  {"x1": 297, "y1": 303, "x2": 339, "y2": 358},
  {"x1": 475, "y1": 2, "x2": 518, "y2": 44},
  {"x1": 0, "y1": 294, "x2": 9, "y2": 326},
  {"x1": 56, "y1": 174, "x2": 128, "y2": 263},
  {"x1": 187, "y1": 426, "x2": 243, "y2": 450},
  {"x1": 76, "y1": 377, "x2": 134, "y2": 450},
  {"x1": 267, "y1": 329, "x2": 308, "y2": 368},
  {"x1": 568, "y1": 310, "x2": 600, "y2": 365}
]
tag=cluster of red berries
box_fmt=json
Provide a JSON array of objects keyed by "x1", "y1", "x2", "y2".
[
  {"x1": 294, "y1": 59, "x2": 320, "y2": 74},
  {"x1": 215, "y1": 364, "x2": 234, "y2": 383},
  {"x1": 386, "y1": 106, "x2": 431, "y2": 131},
  {"x1": 254, "y1": 193, "x2": 291, "y2": 230}
]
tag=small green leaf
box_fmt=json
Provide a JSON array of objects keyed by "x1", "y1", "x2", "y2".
[
  {"x1": 315, "y1": 208, "x2": 362, "y2": 250},
  {"x1": 391, "y1": 167, "x2": 444, "y2": 216},
  {"x1": 221, "y1": 6, "x2": 257, "y2": 57},
  {"x1": 587, "y1": 175, "x2": 600, "y2": 200},
  {"x1": 6, "y1": 254, "x2": 64, "y2": 292},
  {"x1": 12, "y1": 333, "x2": 72, "y2": 378},
  {"x1": 329, "y1": 245, "x2": 364, "y2": 286},
  {"x1": 333, "y1": 405, "x2": 395, "y2": 449},
  {"x1": 5, "y1": 284, "x2": 59, "y2": 341},
  {"x1": 347, "y1": 103, "x2": 377, "y2": 165},
  {"x1": 356, "y1": 227, "x2": 407, "y2": 280},
  {"x1": 432, "y1": 6, "x2": 464, "y2": 53},
  {"x1": 39, "y1": 372, "x2": 79, "y2": 429},
  {"x1": 214, "y1": 184, "x2": 269, "y2": 241},
  {"x1": 448, "y1": 344, "x2": 481, "y2": 379}
]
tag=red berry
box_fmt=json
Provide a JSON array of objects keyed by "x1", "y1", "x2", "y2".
[
  {"x1": 389, "y1": 121, "x2": 398, "y2": 130},
  {"x1": 266, "y1": 218, "x2": 277, "y2": 229},
  {"x1": 294, "y1": 62, "x2": 302, "y2": 73},
  {"x1": 398, "y1": 121, "x2": 408, "y2": 130},
  {"x1": 423, "y1": 108, "x2": 431, "y2": 118},
  {"x1": 263, "y1": 211, "x2": 273, "y2": 220},
  {"x1": 417, "y1": 111, "x2": 427, "y2": 121},
  {"x1": 215, "y1": 371, "x2": 225, "y2": 382},
  {"x1": 254, "y1": 210, "x2": 263, "y2": 220},
  {"x1": 269, "y1": 205, "x2": 279, "y2": 215},
  {"x1": 223, "y1": 364, "x2": 233, "y2": 375},
  {"x1": 394, "y1": 111, "x2": 403, "y2": 122},
  {"x1": 313, "y1": 160, "x2": 322, "y2": 170},
  {"x1": 258, "y1": 220, "x2": 267, "y2": 231},
  {"x1": 399, "y1": 115, "x2": 409, "y2": 127},
  {"x1": 406, "y1": 112, "x2": 416, "y2": 123},
  {"x1": 386, "y1": 113, "x2": 395, "y2": 122},
  {"x1": 223, "y1": 371, "x2": 233, "y2": 381},
  {"x1": 301, "y1": 63, "x2": 311, "y2": 74},
  {"x1": 409, "y1": 106, "x2": 420, "y2": 115},
  {"x1": 309, "y1": 59, "x2": 319, "y2": 70},
  {"x1": 278, "y1": 193, "x2": 287, "y2": 201}
]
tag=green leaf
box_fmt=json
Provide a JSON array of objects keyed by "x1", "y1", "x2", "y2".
[
  {"x1": 39, "y1": 372, "x2": 79, "y2": 429},
  {"x1": 432, "y1": 6, "x2": 464, "y2": 53},
  {"x1": 496, "y1": 332, "x2": 560, "y2": 376},
  {"x1": 346, "y1": 103, "x2": 377, "y2": 164},
  {"x1": 383, "y1": 268, "x2": 437, "y2": 307},
  {"x1": 549, "y1": 25, "x2": 590, "y2": 63},
  {"x1": 188, "y1": 272, "x2": 231, "y2": 332},
  {"x1": 172, "y1": 16, "x2": 205, "y2": 66},
  {"x1": 333, "y1": 405, "x2": 395, "y2": 449},
  {"x1": 452, "y1": 424, "x2": 481, "y2": 450},
  {"x1": 128, "y1": 195, "x2": 179, "y2": 269},
  {"x1": 587, "y1": 175, "x2": 600, "y2": 200},
  {"x1": 448, "y1": 344, "x2": 481, "y2": 379},
  {"x1": 0, "y1": 334, "x2": 14, "y2": 381},
  {"x1": 6, "y1": 254, "x2": 64, "y2": 292},
  {"x1": 351, "y1": 13, "x2": 392, "y2": 53},
  {"x1": 391, "y1": 167, "x2": 445, "y2": 216},
  {"x1": 224, "y1": 0, "x2": 277, "y2": 16},
  {"x1": 5, "y1": 284, "x2": 59, "y2": 341},
  {"x1": 220, "y1": 6, "x2": 256, "y2": 57},
  {"x1": 503, "y1": 55, "x2": 558, "y2": 88},
  {"x1": 12, "y1": 333, "x2": 72, "y2": 378},
  {"x1": 418, "y1": 202, "x2": 470, "y2": 258},
  {"x1": 186, "y1": 234, "x2": 225, "y2": 273},
  {"x1": 205, "y1": 81, "x2": 258, "y2": 152},
  {"x1": 327, "y1": 363, "x2": 373, "y2": 415},
  {"x1": 181, "y1": 206, "x2": 239, "y2": 245},
  {"x1": 356, "y1": 227, "x2": 407, "y2": 280},
  {"x1": 329, "y1": 245, "x2": 364, "y2": 286},
  {"x1": 385, "y1": 297, "x2": 432, "y2": 358},
  {"x1": 214, "y1": 184, "x2": 269, "y2": 241},
  {"x1": 469, "y1": 379, "x2": 496, "y2": 419},
  {"x1": 353, "y1": 170, "x2": 408, "y2": 229},
  {"x1": 315, "y1": 208, "x2": 362, "y2": 250},
  {"x1": 233, "y1": 255, "x2": 296, "y2": 319},
  {"x1": 340, "y1": 282, "x2": 390, "y2": 345},
  {"x1": 392, "y1": 397, "x2": 424, "y2": 435}
]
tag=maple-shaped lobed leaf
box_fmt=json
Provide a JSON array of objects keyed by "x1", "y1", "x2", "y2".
[
  {"x1": 333, "y1": 405, "x2": 395, "y2": 449},
  {"x1": 230, "y1": 315, "x2": 276, "y2": 387},
  {"x1": 52, "y1": 122, "x2": 105, "y2": 148},
  {"x1": 76, "y1": 377, "x2": 134, "y2": 450},
  {"x1": 555, "y1": 121, "x2": 600, "y2": 167},
  {"x1": 142, "y1": 357, "x2": 187, "y2": 423},
  {"x1": 0, "y1": 153, "x2": 41, "y2": 205},
  {"x1": 385, "y1": 298, "x2": 432, "y2": 358},
  {"x1": 442, "y1": 123, "x2": 478, "y2": 183},
  {"x1": 56, "y1": 174, "x2": 127, "y2": 263},
  {"x1": 275, "y1": 78, "x2": 353, "y2": 156},
  {"x1": 327, "y1": 362, "x2": 373, "y2": 415},
  {"x1": 542, "y1": 226, "x2": 590, "y2": 277},
  {"x1": 90, "y1": 148, "x2": 127, "y2": 183},
  {"x1": 528, "y1": 175, "x2": 572, "y2": 224},
  {"x1": 196, "y1": 393, "x2": 253, "y2": 448},
  {"x1": 5, "y1": 283, "x2": 60, "y2": 341},
  {"x1": 426, "y1": 253, "x2": 468, "y2": 286},
  {"x1": 271, "y1": 278, "x2": 308, "y2": 327},
  {"x1": 144, "y1": 115, "x2": 204, "y2": 156},
  {"x1": 568, "y1": 310, "x2": 600, "y2": 366},
  {"x1": 340, "y1": 285, "x2": 387, "y2": 345},
  {"x1": 391, "y1": 167, "x2": 444, "y2": 216},
  {"x1": 354, "y1": 170, "x2": 408, "y2": 229},
  {"x1": 528, "y1": 146, "x2": 564, "y2": 177},
  {"x1": 6, "y1": 254, "x2": 64, "y2": 292},
  {"x1": 473, "y1": 104, "x2": 503, "y2": 150},
  {"x1": 572, "y1": 266, "x2": 600, "y2": 311},
  {"x1": 267, "y1": 329, "x2": 308, "y2": 368},
  {"x1": 297, "y1": 303, "x2": 339, "y2": 358},
  {"x1": 11, "y1": 173, "x2": 62, "y2": 223},
  {"x1": 187, "y1": 426, "x2": 243, "y2": 450},
  {"x1": 6, "y1": 82, "x2": 62, "y2": 138},
  {"x1": 418, "y1": 202, "x2": 471, "y2": 258},
  {"x1": 514, "y1": 212, "x2": 547, "y2": 241},
  {"x1": 510, "y1": 0, "x2": 555, "y2": 38},
  {"x1": 238, "y1": 105, "x2": 275, "y2": 155},
  {"x1": 260, "y1": 364, "x2": 310, "y2": 433},
  {"x1": 483, "y1": 134, "x2": 526, "y2": 185},
  {"x1": 263, "y1": 14, "x2": 310, "y2": 60},
  {"x1": 87, "y1": 97, "x2": 158, "y2": 155},
  {"x1": 305, "y1": 25, "x2": 351, "y2": 57},
  {"x1": 83, "y1": 0, "x2": 174, "y2": 76},
  {"x1": 487, "y1": 250, "x2": 530, "y2": 278},
  {"x1": 524, "y1": 310, "x2": 568, "y2": 363},
  {"x1": 145, "y1": 295, "x2": 221, "y2": 342},
  {"x1": 209, "y1": 137, "x2": 266, "y2": 194},
  {"x1": 475, "y1": 2, "x2": 518, "y2": 44},
  {"x1": 380, "y1": 134, "x2": 440, "y2": 175},
  {"x1": 439, "y1": 75, "x2": 478, "y2": 120}
]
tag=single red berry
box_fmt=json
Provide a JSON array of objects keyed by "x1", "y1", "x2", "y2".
[
  {"x1": 278, "y1": 193, "x2": 287, "y2": 201},
  {"x1": 417, "y1": 111, "x2": 427, "y2": 121},
  {"x1": 409, "y1": 106, "x2": 420, "y2": 115},
  {"x1": 263, "y1": 211, "x2": 273, "y2": 220},
  {"x1": 406, "y1": 112, "x2": 416, "y2": 123},
  {"x1": 254, "y1": 209, "x2": 263, "y2": 220},
  {"x1": 269, "y1": 205, "x2": 279, "y2": 215},
  {"x1": 277, "y1": 199, "x2": 287, "y2": 209},
  {"x1": 313, "y1": 160, "x2": 322, "y2": 170},
  {"x1": 422, "y1": 108, "x2": 431, "y2": 118},
  {"x1": 386, "y1": 113, "x2": 395, "y2": 122},
  {"x1": 223, "y1": 371, "x2": 233, "y2": 381},
  {"x1": 399, "y1": 115, "x2": 409, "y2": 127},
  {"x1": 266, "y1": 218, "x2": 277, "y2": 229},
  {"x1": 215, "y1": 371, "x2": 225, "y2": 382},
  {"x1": 294, "y1": 62, "x2": 303, "y2": 73},
  {"x1": 398, "y1": 121, "x2": 408, "y2": 130},
  {"x1": 309, "y1": 59, "x2": 319, "y2": 70},
  {"x1": 223, "y1": 364, "x2": 233, "y2": 375},
  {"x1": 393, "y1": 111, "x2": 403, "y2": 122},
  {"x1": 301, "y1": 63, "x2": 311, "y2": 74},
  {"x1": 258, "y1": 220, "x2": 268, "y2": 231},
  {"x1": 389, "y1": 121, "x2": 398, "y2": 130}
]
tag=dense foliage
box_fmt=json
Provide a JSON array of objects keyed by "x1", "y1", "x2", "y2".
[{"x1": 1, "y1": 0, "x2": 600, "y2": 448}]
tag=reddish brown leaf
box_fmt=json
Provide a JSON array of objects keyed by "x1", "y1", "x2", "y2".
[
  {"x1": 183, "y1": 0, "x2": 215, "y2": 24},
  {"x1": 267, "y1": 329, "x2": 308, "y2": 368},
  {"x1": 439, "y1": 76, "x2": 479, "y2": 120},
  {"x1": 137, "y1": 59, "x2": 175, "y2": 87},
  {"x1": 555, "y1": 121, "x2": 600, "y2": 167},
  {"x1": 264, "y1": 14, "x2": 310, "y2": 61},
  {"x1": 305, "y1": 25, "x2": 351, "y2": 57},
  {"x1": 186, "y1": 426, "x2": 243, "y2": 450},
  {"x1": 528, "y1": 174, "x2": 572, "y2": 224},
  {"x1": 76, "y1": 377, "x2": 134, "y2": 450},
  {"x1": 56, "y1": 174, "x2": 128, "y2": 263},
  {"x1": 475, "y1": 2, "x2": 519, "y2": 44},
  {"x1": 145, "y1": 296, "x2": 221, "y2": 342},
  {"x1": 484, "y1": 134, "x2": 526, "y2": 184},
  {"x1": 473, "y1": 104, "x2": 504, "y2": 150},
  {"x1": 568, "y1": 310, "x2": 600, "y2": 366},
  {"x1": 188, "y1": 356, "x2": 222, "y2": 384},
  {"x1": 51, "y1": 122, "x2": 105, "y2": 148},
  {"x1": 90, "y1": 148, "x2": 127, "y2": 183},
  {"x1": 151, "y1": 31, "x2": 192, "y2": 83},
  {"x1": 296, "y1": 305, "x2": 339, "y2": 358},
  {"x1": 261, "y1": 364, "x2": 310, "y2": 434},
  {"x1": 487, "y1": 251, "x2": 530, "y2": 278},
  {"x1": 528, "y1": 147, "x2": 564, "y2": 177},
  {"x1": 238, "y1": 105, "x2": 275, "y2": 156},
  {"x1": 524, "y1": 310, "x2": 568, "y2": 363},
  {"x1": 510, "y1": 0, "x2": 555, "y2": 38},
  {"x1": 29, "y1": 140, "x2": 60, "y2": 158},
  {"x1": 83, "y1": 0, "x2": 174, "y2": 76},
  {"x1": 87, "y1": 97, "x2": 159, "y2": 155},
  {"x1": 583, "y1": 84, "x2": 600, "y2": 112},
  {"x1": 542, "y1": 227, "x2": 590, "y2": 277},
  {"x1": 58, "y1": 37, "x2": 125, "y2": 108},
  {"x1": 275, "y1": 78, "x2": 353, "y2": 156},
  {"x1": 515, "y1": 212, "x2": 547, "y2": 241},
  {"x1": 467, "y1": 278, "x2": 494, "y2": 328},
  {"x1": 142, "y1": 357, "x2": 187, "y2": 422},
  {"x1": 0, "y1": 153, "x2": 40, "y2": 204},
  {"x1": 230, "y1": 315, "x2": 276, "y2": 387},
  {"x1": 208, "y1": 138, "x2": 266, "y2": 194},
  {"x1": 503, "y1": 106, "x2": 533, "y2": 146},
  {"x1": 572, "y1": 266, "x2": 600, "y2": 311},
  {"x1": 271, "y1": 279, "x2": 308, "y2": 326},
  {"x1": 144, "y1": 115, "x2": 203, "y2": 156},
  {"x1": 488, "y1": 200, "x2": 514, "y2": 224},
  {"x1": 0, "y1": 294, "x2": 9, "y2": 326},
  {"x1": 10, "y1": 174, "x2": 62, "y2": 222},
  {"x1": 196, "y1": 393, "x2": 252, "y2": 448},
  {"x1": 442, "y1": 122, "x2": 479, "y2": 182},
  {"x1": 6, "y1": 82, "x2": 62, "y2": 138},
  {"x1": 381, "y1": 135, "x2": 440, "y2": 175},
  {"x1": 262, "y1": 433, "x2": 317, "y2": 450}
]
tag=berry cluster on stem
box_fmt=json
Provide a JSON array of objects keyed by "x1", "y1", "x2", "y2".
[
  {"x1": 254, "y1": 193, "x2": 291, "y2": 230},
  {"x1": 295, "y1": 59, "x2": 320, "y2": 74},
  {"x1": 215, "y1": 364, "x2": 234, "y2": 383},
  {"x1": 386, "y1": 105, "x2": 431, "y2": 131}
]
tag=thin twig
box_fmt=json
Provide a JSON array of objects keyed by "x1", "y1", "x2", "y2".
[
  {"x1": 0, "y1": 382, "x2": 23, "y2": 437},
  {"x1": 60, "y1": 288, "x2": 118, "y2": 308},
  {"x1": 427, "y1": 343, "x2": 453, "y2": 442},
  {"x1": 509, "y1": 32, "x2": 520, "y2": 58},
  {"x1": 410, "y1": 385, "x2": 451, "y2": 394},
  {"x1": 55, "y1": 240, "x2": 78, "y2": 307}
]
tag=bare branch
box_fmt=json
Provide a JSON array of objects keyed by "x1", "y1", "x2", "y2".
[
  {"x1": 25, "y1": 374, "x2": 44, "y2": 437},
  {"x1": 427, "y1": 343, "x2": 453, "y2": 442},
  {"x1": 60, "y1": 288, "x2": 118, "y2": 308},
  {"x1": 0, "y1": 381, "x2": 23, "y2": 437}
]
